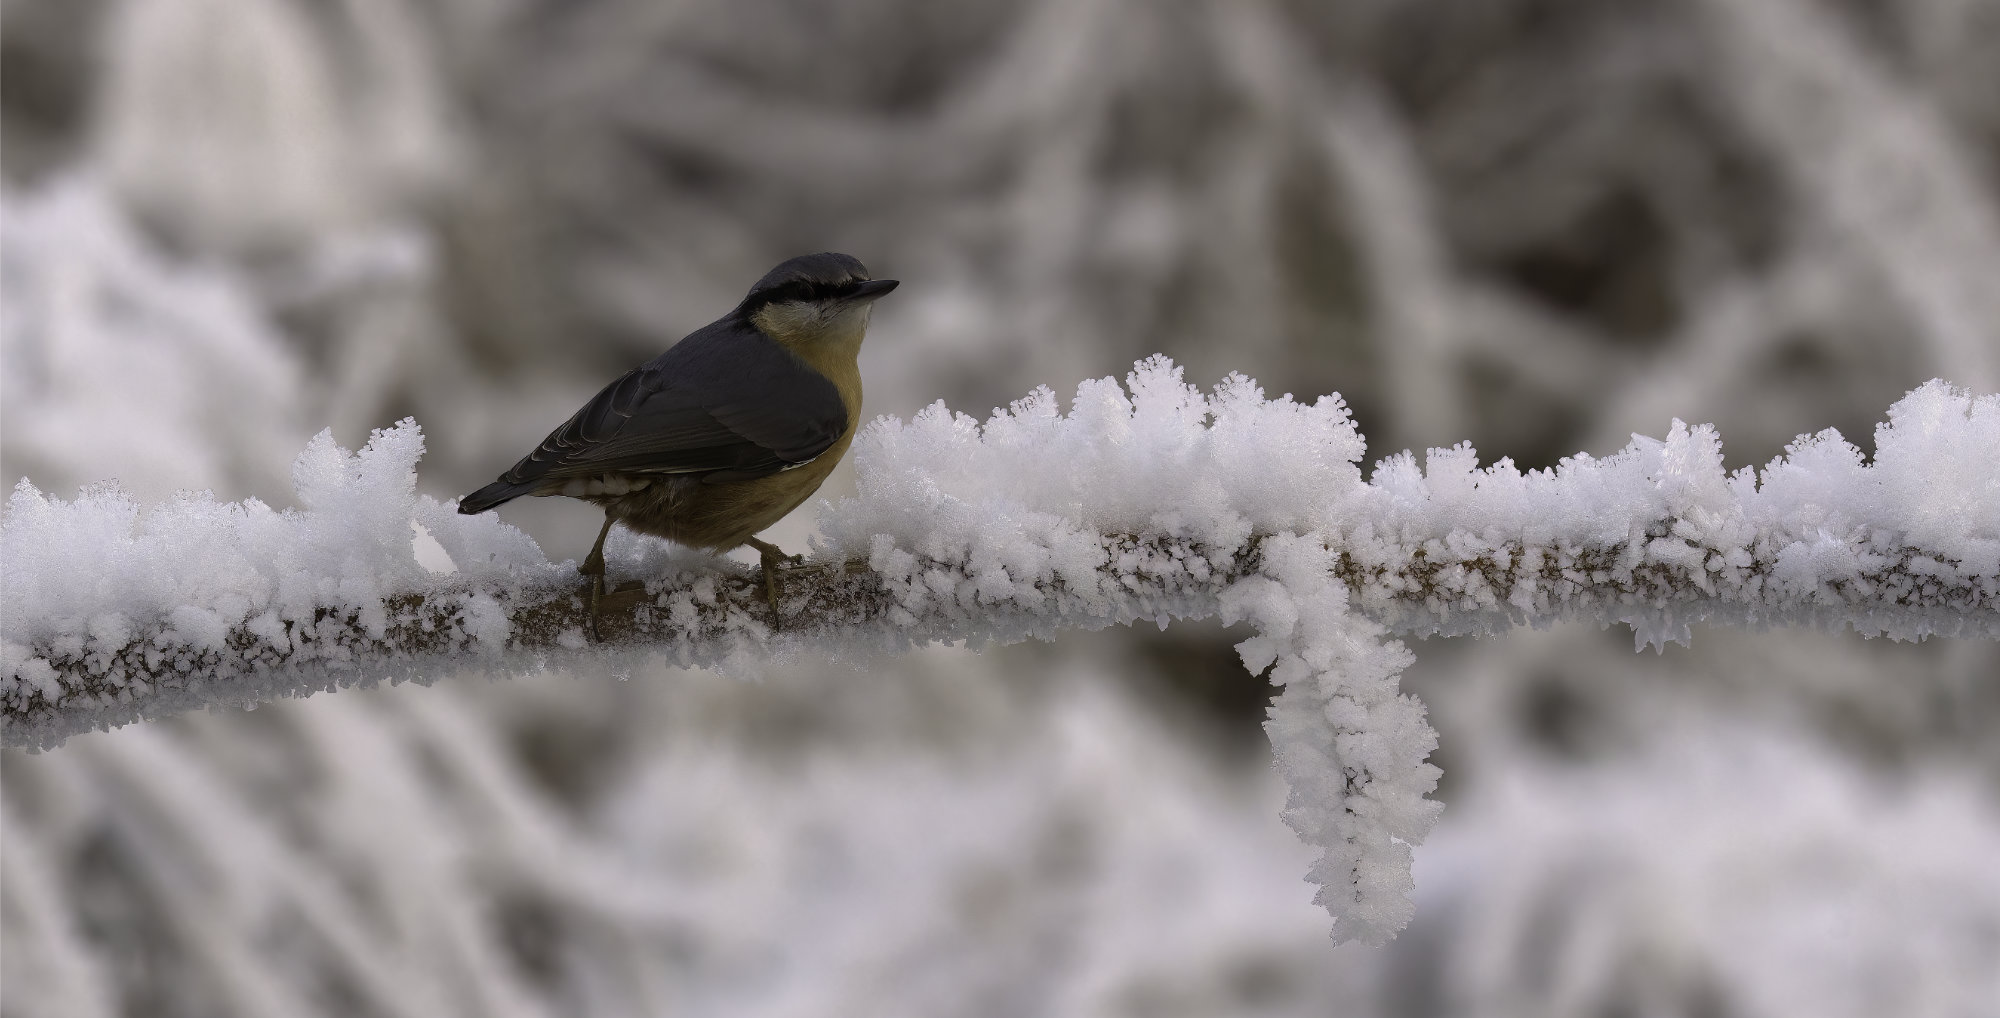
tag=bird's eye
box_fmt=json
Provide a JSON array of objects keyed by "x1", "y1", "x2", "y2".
[{"x1": 763, "y1": 280, "x2": 814, "y2": 304}]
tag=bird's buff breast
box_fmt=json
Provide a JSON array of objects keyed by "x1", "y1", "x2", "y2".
[{"x1": 586, "y1": 431, "x2": 854, "y2": 551}]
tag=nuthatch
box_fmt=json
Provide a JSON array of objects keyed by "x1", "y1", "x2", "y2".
[{"x1": 458, "y1": 253, "x2": 896, "y2": 629}]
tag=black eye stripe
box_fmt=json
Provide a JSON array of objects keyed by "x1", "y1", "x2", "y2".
[{"x1": 756, "y1": 278, "x2": 864, "y2": 306}]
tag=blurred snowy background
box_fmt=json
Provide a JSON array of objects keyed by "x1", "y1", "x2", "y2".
[{"x1": 5, "y1": 0, "x2": 2000, "y2": 1015}]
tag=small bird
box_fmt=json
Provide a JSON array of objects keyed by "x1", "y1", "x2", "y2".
[{"x1": 458, "y1": 253, "x2": 896, "y2": 631}]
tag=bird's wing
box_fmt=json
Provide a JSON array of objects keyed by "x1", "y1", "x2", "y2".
[{"x1": 495, "y1": 324, "x2": 847, "y2": 489}]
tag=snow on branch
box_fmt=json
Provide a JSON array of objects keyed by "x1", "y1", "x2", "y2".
[{"x1": 5, "y1": 357, "x2": 1996, "y2": 944}]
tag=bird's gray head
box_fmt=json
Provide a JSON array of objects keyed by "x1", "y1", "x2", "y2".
[{"x1": 738, "y1": 253, "x2": 898, "y2": 349}]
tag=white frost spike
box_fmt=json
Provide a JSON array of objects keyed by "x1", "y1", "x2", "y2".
[{"x1": 1223, "y1": 533, "x2": 1440, "y2": 945}]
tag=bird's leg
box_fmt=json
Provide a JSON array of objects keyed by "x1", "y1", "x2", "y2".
[
  {"x1": 580, "y1": 514, "x2": 615, "y2": 640},
  {"x1": 743, "y1": 537, "x2": 799, "y2": 624}
]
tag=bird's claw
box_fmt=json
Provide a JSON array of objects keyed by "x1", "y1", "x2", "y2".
[
  {"x1": 587, "y1": 574, "x2": 606, "y2": 641},
  {"x1": 757, "y1": 549, "x2": 785, "y2": 626},
  {"x1": 579, "y1": 544, "x2": 608, "y2": 640}
]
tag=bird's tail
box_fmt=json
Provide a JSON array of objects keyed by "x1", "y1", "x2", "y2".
[{"x1": 458, "y1": 479, "x2": 534, "y2": 515}]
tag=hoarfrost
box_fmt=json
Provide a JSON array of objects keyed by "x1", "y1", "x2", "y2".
[
  {"x1": 812, "y1": 358, "x2": 1993, "y2": 941},
  {"x1": 818, "y1": 358, "x2": 1435, "y2": 941},
  {"x1": 4, "y1": 356, "x2": 1996, "y2": 945},
  {"x1": 3, "y1": 420, "x2": 568, "y2": 745}
]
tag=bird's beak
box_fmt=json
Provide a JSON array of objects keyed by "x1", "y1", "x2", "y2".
[{"x1": 851, "y1": 279, "x2": 899, "y2": 302}]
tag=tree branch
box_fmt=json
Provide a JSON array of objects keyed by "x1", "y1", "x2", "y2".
[{"x1": 8, "y1": 528, "x2": 1992, "y2": 752}]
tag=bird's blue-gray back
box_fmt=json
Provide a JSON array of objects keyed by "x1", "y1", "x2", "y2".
[{"x1": 494, "y1": 319, "x2": 847, "y2": 490}]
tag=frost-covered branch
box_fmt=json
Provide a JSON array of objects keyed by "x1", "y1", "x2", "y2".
[{"x1": 5, "y1": 358, "x2": 1995, "y2": 943}]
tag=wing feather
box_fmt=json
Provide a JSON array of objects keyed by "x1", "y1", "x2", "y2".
[{"x1": 492, "y1": 320, "x2": 847, "y2": 491}]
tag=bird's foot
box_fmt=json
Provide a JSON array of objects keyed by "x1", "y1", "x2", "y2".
[
  {"x1": 579, "y1": 549, "x2": 608, "y2": 640},
  {"x1": 744, "y1": 538, "x2": 800, "y2": 626},
  {"x1": 587, "y1": 574, "x2": 607, "y2": 640}
]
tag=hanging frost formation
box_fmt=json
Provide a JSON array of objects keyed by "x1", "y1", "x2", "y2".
[
  {"x1": 5, "y1": 357, "x2": 1999, "y2": 944},
  {"x1": 815, "y1": 360, "x2": 1436, "y2": 944}
]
